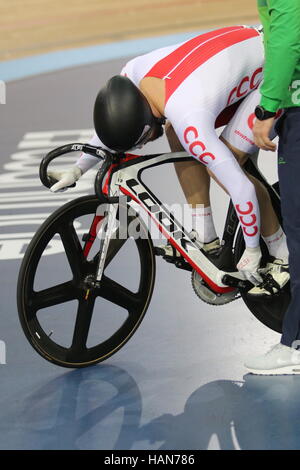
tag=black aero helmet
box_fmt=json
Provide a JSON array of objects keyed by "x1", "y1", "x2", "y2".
[{"x1": 94, "y1": 75, "x2": 159, "y2": 152}]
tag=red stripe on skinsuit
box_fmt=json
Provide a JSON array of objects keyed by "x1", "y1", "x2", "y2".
[{"x1": 145, "y1": 26, "x2": 259, "y2": 105}]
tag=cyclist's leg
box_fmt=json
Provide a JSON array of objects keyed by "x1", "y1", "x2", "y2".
[
  {"x1": 220, "y1": 88, "x2": 288, "y2": 261},
  {"x1": 168, "y1": 106, "x2": 267, "y2": 283},
  {"x1": 165, "y1": 120, "x2": 210, "y2": 206},
  {"x1": 166, "y1": 112, "x2": 261, "y2": 255},
  {"x1": 220, "y1": 89, "x2": 289, "y2": 294},
  {"x1": 220, "y1": 137, "x2": 279, "y2": 238},
  {"x1": 165, "y1": 120, "x2": 218, "y2": 245}
]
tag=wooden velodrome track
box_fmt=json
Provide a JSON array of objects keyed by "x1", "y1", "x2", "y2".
[{"x1": 1, "y1": 0, "x2": 259, "y2": 62}]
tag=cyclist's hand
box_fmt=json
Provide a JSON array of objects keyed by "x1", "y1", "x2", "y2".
[
  {"x1": 47, "y1": 166, "x2": 82, "y2": 192},
  {"x1": 237, "y1": 246, "x2": 262, "y2": 285}
]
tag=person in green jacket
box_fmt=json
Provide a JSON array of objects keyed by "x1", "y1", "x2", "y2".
[{"x1": 246, "y1": 0, "x2": 300, "y2": 375}]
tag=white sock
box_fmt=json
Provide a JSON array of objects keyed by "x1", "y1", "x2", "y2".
[
  {"x1": 191, "y1": 206, "x2": 218, "y2": 244},
  {"x1": 262, "y1": 227, "x2": 289, "y2": 263}
]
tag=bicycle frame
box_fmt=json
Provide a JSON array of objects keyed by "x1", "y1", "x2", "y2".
[
  {"x1": 104, "y1": 151, "x2": 239, "y2": 294},
  {"x1": 18, "y1": 145, "x2": 286, "y2": 368},
  {"x1": 40, "y1": 144, "x2": 280, "y2": 296}
]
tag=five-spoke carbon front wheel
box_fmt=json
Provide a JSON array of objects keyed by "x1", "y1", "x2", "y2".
[{"x1": 17, "y1": 195, "x2": 156, "y2": 368}]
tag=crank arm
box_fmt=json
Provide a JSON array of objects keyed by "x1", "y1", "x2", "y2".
[{"x1": 221, "y1": 271, "x2": 249, "y2": 289}]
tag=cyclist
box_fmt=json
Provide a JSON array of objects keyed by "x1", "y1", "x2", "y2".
[{"x1": 48, "y1": 25, "x2": 289, "y2": 295}]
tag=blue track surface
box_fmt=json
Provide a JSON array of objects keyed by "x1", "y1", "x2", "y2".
[
  {"x1": 0, "y1": 30, "x2": 205, "y2": 82},
  {"x1": 1, "y1": 28, "x2": 296, "y2": 451}
]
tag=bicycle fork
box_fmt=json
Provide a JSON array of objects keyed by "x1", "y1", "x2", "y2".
[
  {"x1": 83, "y1": 191, "x2": 120, "y2": 292},
  {"x1": 96, "y1": 199, "x2": 119, "y2": 282}
]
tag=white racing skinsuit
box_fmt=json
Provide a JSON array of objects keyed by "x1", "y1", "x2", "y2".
[{"x1": 77, "y1": 25, "x2": 280, "y2": 252}]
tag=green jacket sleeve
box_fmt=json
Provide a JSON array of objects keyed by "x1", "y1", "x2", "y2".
[{"x1": 258, "y1": 0, "x2": 300, "y2": 112}]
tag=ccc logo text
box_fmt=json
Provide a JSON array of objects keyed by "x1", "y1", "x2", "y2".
[
  {"x1": 184, "y1": 127, "x2": 216, "y2": 164},
  {"x1": 235, "y1": 201, "x2": 258, "y2": 237},
  {"x1": 227, "y1": 67, "x2": 263, "y2": 106}
]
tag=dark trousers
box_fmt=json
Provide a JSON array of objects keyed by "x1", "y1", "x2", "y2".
[{"x1": 277, "y1": 108, "x2": 300, "y2": 346}]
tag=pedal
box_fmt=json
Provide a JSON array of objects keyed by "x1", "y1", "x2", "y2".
[
  {"x1": 154, "y1": 246, "x2": 166, "y2": 256},
  {"x1": 154, "y1": 245, "x2": 181, "y2": 261},
  {"x1": 175, "y1": 259, "x2": 192, "y2": 272},
  {"x1": 246, "y1": 272, "x2": 284, "y2": 299},
  {"x1": 161, "y1": 255, "x2": 192, "y2": 271},
  {"x1": 154, "y1": 246, "x2": 192, "y2": 271},
  {"x1": 163, "y1": 254, "x2": 180, "y2": 264}
]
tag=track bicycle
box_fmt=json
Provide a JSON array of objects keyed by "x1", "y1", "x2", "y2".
[{"x1": 17, "y1": 143, "x2": 291, "y2": 368}]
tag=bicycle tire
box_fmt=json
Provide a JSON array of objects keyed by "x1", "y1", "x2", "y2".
[
  {"x1": 17, "y1": 195, "x2": 156, "y2": 368},
  {"x1": 233, "y1": 181, "x2": 290, "y2": 333}
]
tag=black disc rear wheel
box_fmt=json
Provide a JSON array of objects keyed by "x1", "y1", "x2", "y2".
[
  {"x1": 17, "y1": 195, "x2": 155, "y2": 368},
  {"x1": 234, "y1": 229, "x2": 290, "y2": 333}
]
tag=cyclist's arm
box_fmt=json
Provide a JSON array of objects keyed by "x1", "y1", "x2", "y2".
[
  {"x1": 258, "y1": 0, "x2": 300, "y2": 111},
  {"x1": 75, "y1": 132, "x2": 113, "y2": 174},
  {"x1": 47, "y1": 131, "x2": 110, "y2": 192}
]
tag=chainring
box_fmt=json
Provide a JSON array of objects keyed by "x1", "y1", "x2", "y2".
[{"x1": 191, "y1": 270, "x2": 240, "y2": 306}]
